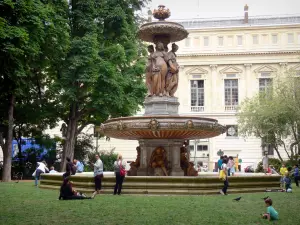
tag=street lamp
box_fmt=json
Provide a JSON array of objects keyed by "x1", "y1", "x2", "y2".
[{"x1": 194, "y1": 139, "x2": 200, "y2": 167}]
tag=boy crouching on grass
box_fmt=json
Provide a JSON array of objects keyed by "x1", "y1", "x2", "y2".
[{"x1": 262, "y1": 198, "x2": 279, "y2": 222}]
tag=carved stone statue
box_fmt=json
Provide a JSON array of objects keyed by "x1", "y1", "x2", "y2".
[
  {"x1": 149, "y1": 146, "x2": 168, "y2": 176},
  {"x1": 146, "y1": 45, "x2": 154, "y2": 96},
  {"x1": 128, "y1": 146, "x2": 141, "y2": 176},
  {"x1": 166, "y1": 43, "x2": 179, "y2": 97},
  {"x1": 148, "y1": 42, "x2": 168, "y2": 97},
  {"x1": 180, "y1": 146, "x2": 198, "y2": 176}
]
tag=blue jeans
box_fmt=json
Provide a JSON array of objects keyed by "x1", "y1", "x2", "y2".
[{"x1": 35, "y1": 169, "x2": 43, "y2": 186}]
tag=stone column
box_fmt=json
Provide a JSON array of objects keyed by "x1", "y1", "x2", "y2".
[
  {"x1": 170, "y1": 140, "x2": 184, "y2": 176},
  {"x1": 137, "y1": 139, "x2": 148, "y2": 176},
  {"x1": 244, "y1": 64, "x2": 252, "y2": 98},
  {"x1": 209, "y1": 65, "x2": 218, "y2": 112}
]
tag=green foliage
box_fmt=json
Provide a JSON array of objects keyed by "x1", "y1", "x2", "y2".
[
  {"x1": 87, "y1": 149, "x2": 118, "y2": 172},
  {"x1": 74, "y1": 133, "x2": 94, "y2": 162},
  {"x1": 238, "y1": 72, "x2": 300, "y2": 161},
  {"x1": 255, "y1": 158, "x2": 282, "y2": 173}
]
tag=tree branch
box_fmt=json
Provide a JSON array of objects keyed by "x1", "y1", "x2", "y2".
[{"x1": 77, "y1": 121, "x2": 94, "y2": 135}]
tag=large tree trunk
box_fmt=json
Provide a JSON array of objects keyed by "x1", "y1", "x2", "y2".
[
  {"x1": 60, "y1": 103, "x2": 78, "y2": 171},
  {"x1": 2, "y1": 95, "x2": 15, "y2": 182}
]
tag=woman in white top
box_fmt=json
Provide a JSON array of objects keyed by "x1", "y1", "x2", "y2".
[
  {"x1": 34, "y1": 161, "x2": 49, "y2": 186},
  {"x1": 113, "y1": 154, "x2": 126, "y2": 195}
]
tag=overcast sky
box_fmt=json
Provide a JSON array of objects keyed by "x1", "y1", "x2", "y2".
[{"x1": 142, "y1": 0, "x2": 300, "y2": 20}]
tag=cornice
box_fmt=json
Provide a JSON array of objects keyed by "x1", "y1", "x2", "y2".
[{"x1": 177, "y1": 50, "x2": 300, "y2": 57}]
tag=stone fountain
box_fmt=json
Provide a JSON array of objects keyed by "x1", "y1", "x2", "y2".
[
  {"x1": 100, "y1": 5, "x2": 226, "y2": 176},
  {"x1": 40, "y1": 6, "x2": 281, "y2": 194}
]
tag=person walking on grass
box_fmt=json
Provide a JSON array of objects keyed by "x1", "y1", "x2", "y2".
[
  {"x1": 219, "y1": 157, "x2": 229, "y2": 195},
  {"x1": 294, "y1": 164, "x2": 299, "y2": 187},
  {"x1": 91, "y1": 154, "x2": 103, "y2": 196},
  {"x1": 113, "y1": 154, "x2": 126, "y2": 195}
]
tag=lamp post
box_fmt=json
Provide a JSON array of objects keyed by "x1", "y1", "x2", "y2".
[{"x1": 194, "y1": 139, "x2": 200, "y2": 167}]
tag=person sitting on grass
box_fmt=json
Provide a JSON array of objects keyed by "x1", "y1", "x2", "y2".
[
  {"x1": 59, "y1": 178, "x2": 96, "y2": 200},
  {"x1": 261, "y1": 198, "x2": 279, "y2": 222}
]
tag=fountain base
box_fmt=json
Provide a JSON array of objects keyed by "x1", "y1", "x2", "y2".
[{"x1": 144, "y1": 96, "x2": 179, "y2": 116}]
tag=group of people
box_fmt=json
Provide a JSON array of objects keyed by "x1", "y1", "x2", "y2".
[
  {"x1": 263, "y1": 153, "x2": 300, "y2": 191},
  {"x1": 58, "y1": 154, "x2": 126, "y2": 200}
]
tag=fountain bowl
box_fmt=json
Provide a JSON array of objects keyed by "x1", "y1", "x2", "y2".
[{"x1": 101, "y1": 115, "x2": 226, "y2": 140}]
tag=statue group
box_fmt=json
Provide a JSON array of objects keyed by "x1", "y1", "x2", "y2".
[{"x1": 146, "y1": 42, "x2": 179, "y2": 97}]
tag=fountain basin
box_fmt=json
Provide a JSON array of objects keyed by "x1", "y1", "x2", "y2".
[
  {"x1": 138, "y1": 21, "x2": 188, "y2": 43},
  {"x1": 101, "y1": 116, "x2": 226, "y2": 140},
  {"x1": 40, "y1": 173, "x2": 281, "y2": 195}
]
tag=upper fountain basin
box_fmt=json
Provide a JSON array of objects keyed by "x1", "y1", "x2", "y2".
[
  {"x1": 101, "y1": 116, "x2": 226, "y2": 140},
  {"x1": 138, "y1": 21, "x2": 189, "y2": 43}
]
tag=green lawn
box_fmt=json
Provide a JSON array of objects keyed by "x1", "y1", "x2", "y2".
[{"x1": 1, "y1": 182, "x2": 299, "y2": 225}]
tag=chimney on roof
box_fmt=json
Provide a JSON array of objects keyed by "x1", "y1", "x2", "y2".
[{"x1": 244, "y1": 4, "x2": 249, "y2": 24}]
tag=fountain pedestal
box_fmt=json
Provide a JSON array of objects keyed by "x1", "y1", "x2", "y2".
[
  {"x1": 137, "y1": 139, "x2": 184, "y2": 176},
  {"x1": 144, "y1": 96, "x2": 179, "y2": 116}
]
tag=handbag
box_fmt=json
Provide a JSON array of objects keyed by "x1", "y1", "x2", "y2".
[
  {"x1": 219, "y1": 170, "x2": 226, "y2": 181},
  {"x1": 119, "y1": 161, "x2": 126, "y2": 177}
]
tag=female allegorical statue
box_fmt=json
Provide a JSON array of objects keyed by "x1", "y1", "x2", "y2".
[
  {"x1": 146, "y1": 42, "x2": 168, "y2": 96},
  {"x1": 165, "y1": 43, "x2": 179, "y2": 97}
]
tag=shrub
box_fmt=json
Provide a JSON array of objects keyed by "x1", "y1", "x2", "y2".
[
  {"x1": 87, "y1": 148, "x2": 118, "y2": 172},
  {"x1": 255, "y1": 158, "x2": 282, "y2": 173}
]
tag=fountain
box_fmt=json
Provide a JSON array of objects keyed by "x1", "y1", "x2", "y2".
[
  {"x1": 100, "y1": 5, "x2": 226, "y2": 176},
  {"x1": 40, "y1": 6, "x2": 280, "y2": 194}
]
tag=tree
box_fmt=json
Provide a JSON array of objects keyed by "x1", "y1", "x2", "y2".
[
  {"x1": 0, "y1": 0, "x2": 69, "y2": 181},
  {"x1": 238, "y1": 71, "x2": 300, "y2": 161},
  {"x1": 56, "y1": 0, "x2": 148, "y2": 170},
  {"x1": 74, "y1": 133, "x2": 94, "y2": 162}
]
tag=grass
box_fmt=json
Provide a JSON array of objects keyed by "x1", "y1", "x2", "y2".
[{"x1": 1, "y1": 182, "x2": 300, "y2": 225}]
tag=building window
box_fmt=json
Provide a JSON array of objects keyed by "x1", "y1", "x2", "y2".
[
  {"x1": 191, "y1": 80, "x2": 204, "y2": 112},
  {"x1": 228, "y1": 36, "x2": 233, "y2": 46},
  {"x1": 262, "y1": 34, "x2": 268, "y2": 44},
  {"x1": 185, "y1": 37, "x2": 191, "y2": 47},
  {"x1": 253, "y1": 35, "x2": 258, "y2": 44},
  {"x1": 224, "y1": 79, "x2": 238, "y2": 109},
  {"x1": 218, "y1": 36, "x2": 224, "y2": 46},
  {"x1": 272, "y1": 34, "x2": 278, "y2": 44},
  {"x1": 197, "y1": 145, "x2": 208, "y2": 151},
  {"x1": 193, "y1": 37, "x2": 200, "y2": 47},
  {"x1": 288, "y1": 33, "x2": 294, "y2": 43},
  {"x1": 226, "y1": 125, "x2": 238, "y2": 137},
  {"x1": 204, "y1": 37, "x2": 209, "y2": 46},
  {"x1": 237, "y1": 35, "x2": 243, "y2": 45},
  {"x1": 259, "y1": 78, "x2": 272, "y2": 92}
]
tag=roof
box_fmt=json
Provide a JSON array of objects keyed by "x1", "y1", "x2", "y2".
[{"x1": 173, "y1": 15, "x2": 300, "y2": 29}]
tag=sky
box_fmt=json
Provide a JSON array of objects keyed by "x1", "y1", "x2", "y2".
[{"x1": 142, "y1": 0, "x2": 300, "y2": 20}]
